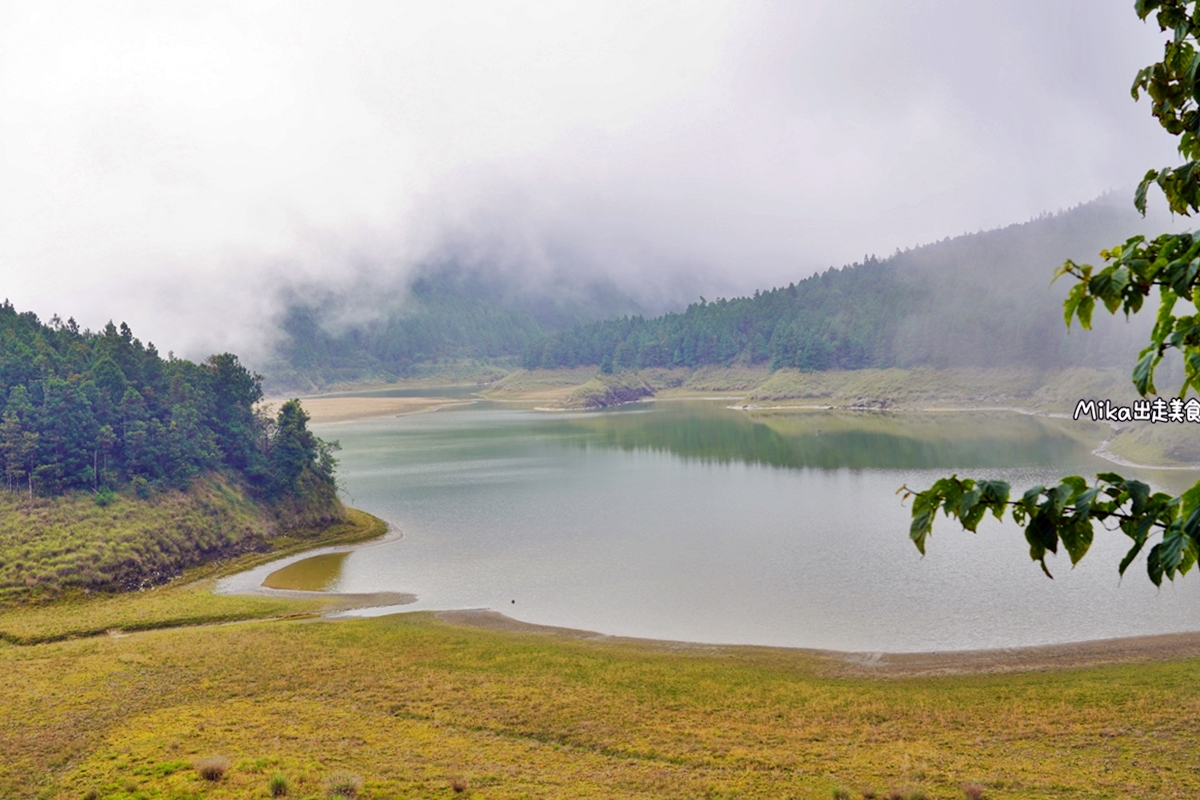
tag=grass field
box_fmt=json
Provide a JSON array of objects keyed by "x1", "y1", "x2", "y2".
[
  {"x1": 0, "y1": 507, "x2": 385, "y2": 644},
  {"x1": 4, "y1": 602, "x2": 1200, "y2": 800},
  {"x1": 0, "y1": 477, "x2": 279, "y2": 605}
]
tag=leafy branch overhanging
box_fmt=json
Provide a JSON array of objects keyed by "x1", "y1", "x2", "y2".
[{"x1": 905, "y1": 0, "x2": 1200, "y2": 585}]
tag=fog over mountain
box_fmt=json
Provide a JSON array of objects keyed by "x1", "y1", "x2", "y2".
[{"x1": 0, "y1": 1, "x2": 1186, "y2": 363}]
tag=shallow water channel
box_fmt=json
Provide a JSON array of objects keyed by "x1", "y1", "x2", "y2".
[{"x1": 224, "y1": 397, "x2": 1200, "y2": 652}]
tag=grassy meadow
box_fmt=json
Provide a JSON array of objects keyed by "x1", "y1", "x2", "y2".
[
  {"x1": 409, "y1": 365, "x2": 1146, "y2": 411},
  {"x1": 0, "y1": 477, "x2": 276, "y2": 605},
  {"x1": 5, "y1": 597, "x2": 1200, "y2": 800},
  {"x1": 0, "y1": 507, "x2": 385, "y2": 644}
]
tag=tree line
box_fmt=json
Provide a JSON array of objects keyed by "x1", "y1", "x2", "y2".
[
  {"x1": 275, "y1": 290, "x2": 545, "y2": 388},
  {"x1": 0, "y1": 301, "x2": 337, "y2": 515},
  {"x1": 522, "y1": 199, "x2": 1156, "y2": 375},
  {"x1": 523, "y1": 258, "x2": 912, "y2": 372},
  {"x1": 264, "y1": 196, "x2": 1155, "y2": 388},
  {"x1": 268, "y1": 264, "x2": 646, "y2": 390}
]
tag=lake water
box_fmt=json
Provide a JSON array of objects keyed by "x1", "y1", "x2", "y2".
[{"x1": 223, "y1": 398, "x2": 1200, "y2": 652}]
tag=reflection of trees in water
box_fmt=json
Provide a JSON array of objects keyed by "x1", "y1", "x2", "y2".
[{"x1": 553, "y1": 407, "x2": 1088, "y2": 471}]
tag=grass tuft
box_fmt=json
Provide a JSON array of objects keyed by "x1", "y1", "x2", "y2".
[
  {"x1": 324, "y1": 769, "x2": 363, "y2": 799},
  {"x1": 269, "y1": 772, "x2": 290, "y2": 796},
  {"x1": 450, "y1": 776, "x2": 469, "y2": 793},
  {"x1": 195, "y1": 755, "x2": 230, "y2": 781},
  {"x1": 962, "y1": 784, "x2": 985, "y2": 800}
]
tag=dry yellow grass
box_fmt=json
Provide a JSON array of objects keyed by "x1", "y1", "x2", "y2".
[
  {"x1": 480, "y1": 368, "x2": 600, "y2": 402},
  {"x1": 1, "y1": 604, "x2": 1198, "y2": 799},
  {"x1": 0, "y1": 507, "x2": 386, "y2": 643}
]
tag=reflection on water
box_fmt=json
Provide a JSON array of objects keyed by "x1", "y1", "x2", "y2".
[
  {"x1": 552, "y1": 403, "x2": 1104, "y2": 470},
  {"x1": 295, "y1": 399, "x2": 1200, "y2": 652},
  {"x1": 262, "y1": 552, "x2": 348, "y2": 591}
]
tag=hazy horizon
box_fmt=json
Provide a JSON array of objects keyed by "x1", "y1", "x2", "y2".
[{"x1": 0, "y1": 1, "x2": 1185, "y2": 362}]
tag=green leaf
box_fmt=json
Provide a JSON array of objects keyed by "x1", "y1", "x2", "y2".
[
  {"x1": 1181, "y1": 483, "x2": 1200, "y2": 523},
  {"x1": 1060, "y1": 475, "x2": 1087, "y2": 491},
  {"x1": 1124, "y1": 479, "x2": 1152, "y2": 514},
  {"x1": 1182, "y1": 538, "x2": 1199, "y2": 576},
  {"x1": 978, "y1": 479, "x2": 1011, "y2": 519},
  {"x1": 1063, "y1": 284, "x2": 1083, "y2": 328},
  {"x1": 1135, "y1": 169, "x2": 1159, "y2": 214},
  {"x1": 1119, "y1": 535, "x2": 1147, "y2": 577},
  {"x1": 1159, "y1": 524, "x2": 1188, "y2": 577},
  {"x1": 1148, "y1": 542, "x2": 1165, "y2": 587},
  {"x1": 1060, "y1": 519, "x2": 1094, "y2": 566},
  {"x1": 1077, "y1": 296, "x2": 1095, "y2": 329},
  {"x1": 1047, "y1": 481, "x2": 1078, "y2": 516},
  {"x1": 1072, "y1": 486, "x2": 1102, "y2": 519},
  {"x1": 910, "y1": 511, "x2": 933, "y2": 556},
  {"x1": 1027, "y1": 512, "x2": 1058, "y2": 555},
  {"x1": 1132, "y1": 349, "x2": 1159, "y2": 396},
  {"x1": 1153, "y1": 287, "x2": 1179, "y2": 343}
]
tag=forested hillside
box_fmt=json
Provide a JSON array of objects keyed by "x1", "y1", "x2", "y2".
[
  {"x1": 265, "y1": 196, "x2": 1161, "y2": 387},
  {"x1": 527, "y1": 258, "x2": 910, "y2": 372},
  {"x1": 0, "y1": 302, "x2": 337, "y2": 521},
  {"x1": 268, "y1": 265, "x2": 642, "y2": 390},
  {"x1": 524, "y1": 197, "x2": 1159, "y2": 373}
]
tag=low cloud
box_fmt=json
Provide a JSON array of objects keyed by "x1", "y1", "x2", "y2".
[{"x1": 0, "y1": 0, "x2": 1183, "y2": 362}]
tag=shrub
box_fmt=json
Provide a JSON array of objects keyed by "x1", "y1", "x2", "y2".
[
  {"x1": 93, "y1": 487, "x2": 116, "y2": 507},
  {"x1": 324, "y1": 770, "x2": 363, "y2": 799},
  {"x1": 962, "y1": 785, "x2": 985, "y2": 800},
  {"x1": 268, "y1": 772, "x2": 290, "y2": 796},
  {"x1": 833, "y1": 789, "x2": 850, "y2": 800},
  {"x1": 195, "y1": 756, "x2": 230, "y2": 781},
  {"x1": 131, "y1": 476, "x2": 151, "y2": 499},
  {"x1": 450, "y1": 776, "x2": 469, "y2": 793}
]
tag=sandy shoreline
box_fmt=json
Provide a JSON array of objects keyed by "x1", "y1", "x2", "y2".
[
  {"x1": 221, "y1": 548, "x2": 1200, "y2": 677},
  {"x1": 433, "y1": 609, "x2": 1200, "y2": 677},
  {"x1": 269, "y1": 395, "x2": 476, "y2": 424}
]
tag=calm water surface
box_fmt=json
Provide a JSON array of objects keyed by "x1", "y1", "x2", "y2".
[{"x1": 226, "y1": 399, "x2": 1200, "y2": 652}]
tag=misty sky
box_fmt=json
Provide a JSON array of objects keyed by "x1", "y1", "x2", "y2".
[{"x1": 0, "y1": 1, "x2": 1186, "y2": 360}]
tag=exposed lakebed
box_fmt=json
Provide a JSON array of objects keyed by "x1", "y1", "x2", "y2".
[{"x1": 228, "y1": 397, "x2": 1200, "y2": 652}]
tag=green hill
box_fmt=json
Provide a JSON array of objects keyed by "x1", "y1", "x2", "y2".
[
  {"x1": 0, "y1": 301, "x2": 344, "y2": 601},
  {"x1": 525, "y1": 196, "x2": 1160, "y2": 373},
  {"x1": 266, "y1": 264, "x2": 643, "y2": 391}
]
